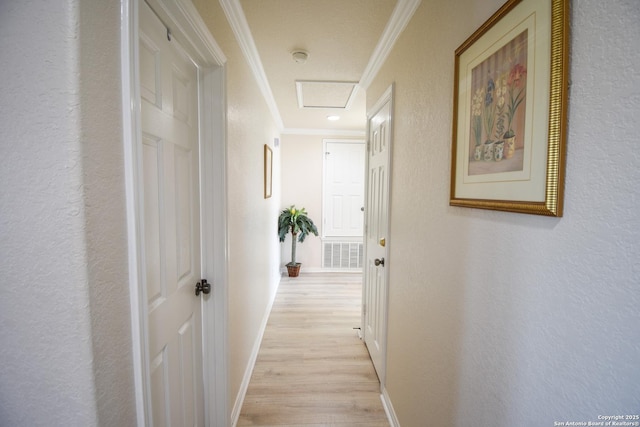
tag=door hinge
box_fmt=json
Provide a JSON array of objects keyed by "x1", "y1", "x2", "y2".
[{"x1": 363, "y1": 304, "x2": 367, "y2": 316}]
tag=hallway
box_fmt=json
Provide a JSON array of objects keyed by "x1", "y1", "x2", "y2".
[{"x1": 237, "y1": 273, "x2": 389, "y2": 426}]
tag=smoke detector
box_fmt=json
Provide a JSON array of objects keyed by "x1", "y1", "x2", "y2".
[{"x1": 291, "y1": 50, "x2": 309, "y2": 64}]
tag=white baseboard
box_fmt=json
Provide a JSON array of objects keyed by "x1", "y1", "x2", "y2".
[
  {"x1": 381, "y1": 386, "x2": 400, "y2": 427},
  {"x1": 230, "y1": 275, "x2": 281, "y2": 426},
  {"x1": 279, "y1": 267, "x2": 362, "y2": 274}
]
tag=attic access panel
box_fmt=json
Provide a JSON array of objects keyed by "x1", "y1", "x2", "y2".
[{"x1": 296, "y1": 80, "x2": 358, "y2": 109}]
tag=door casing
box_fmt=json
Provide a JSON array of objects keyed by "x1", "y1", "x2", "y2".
[{"x1": 121, "y1": 0, "x2": 228, "y2": 425}]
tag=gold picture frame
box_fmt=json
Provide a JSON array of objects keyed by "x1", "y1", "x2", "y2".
[
  {"x1": 264, "y1": 144, "x2": 272, "y2": 199},
  {"x1": 450, "y1": 0, "x2": 569, "y2": 216}
]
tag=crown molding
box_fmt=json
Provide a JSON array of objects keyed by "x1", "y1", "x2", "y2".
[
  {"x1": 359, "y1": 0, "x2": 422, "y2": 89},
  {"x1": 281, "y1": 128, "x2": 366, "y2": 137},
  {"x1": 219, "y1": 0, "x2": 284, "y2": 129}
]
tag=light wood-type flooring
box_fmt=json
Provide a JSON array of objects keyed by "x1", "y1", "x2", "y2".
[{"x1": 237, "y1": 273, "x2": 390, "y2": 426}]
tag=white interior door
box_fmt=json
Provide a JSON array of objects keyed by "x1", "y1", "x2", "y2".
[
  {"x1": 140, "y1": 2, "x2": 205, "y2": 425},
  {"x1": 363, "y1": 88, "x2": 392, "y2": 383},
  {"x1": 323, "y1": 140, "x2": 365, "y2": 237}
]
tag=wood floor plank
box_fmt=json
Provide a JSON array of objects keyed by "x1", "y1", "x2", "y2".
[{"x1": 237, "y1": 273, "x2": 389, "y2": 426}]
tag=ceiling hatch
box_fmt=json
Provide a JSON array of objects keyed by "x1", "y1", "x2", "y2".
[{"x1": 296, "y1": 80, "x2": 358, "y2": 109}]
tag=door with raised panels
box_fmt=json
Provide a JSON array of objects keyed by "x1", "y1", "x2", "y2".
[
  {"x1": 323, "y1": 140, "x2": 366, "y2": 238},
  {"x1": 140, "y1": 1, "x2": 205, "y2": 425},
  {"x1": 363, "y1": 90, "x2": 392, "y2": 383}
]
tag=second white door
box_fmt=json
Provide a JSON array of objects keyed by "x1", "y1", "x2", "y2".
[
  {"x1": 323, "y1": 140, "x2": 365, "y2": 237},
  {"x1": 363, "y1": 89, "x2": 392, "y2": 383}
]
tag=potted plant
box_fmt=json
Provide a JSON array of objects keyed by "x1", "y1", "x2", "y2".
[{"x1": 278, "y1": 205, "x2": 318, "y2": 277}]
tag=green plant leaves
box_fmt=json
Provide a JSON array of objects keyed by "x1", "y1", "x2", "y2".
[{"x1": 277, "y1": 205, "x2": 319, "y2": 264}]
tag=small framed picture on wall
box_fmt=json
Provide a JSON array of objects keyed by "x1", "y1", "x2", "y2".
[{"x1": 264, "y1": 144, "x2": 273, "y2": 199}]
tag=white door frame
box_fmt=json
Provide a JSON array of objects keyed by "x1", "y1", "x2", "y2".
[
  {"x1": 361, "y1": 84, "x2": 393, "y2": 387},
  {"x1": 121, "y1": 0, "x2": 228, "y2": 425}
]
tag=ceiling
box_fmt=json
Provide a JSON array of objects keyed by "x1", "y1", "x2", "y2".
[{"x1": 222, "y1": 0, "x2": 420, "y2": 136}]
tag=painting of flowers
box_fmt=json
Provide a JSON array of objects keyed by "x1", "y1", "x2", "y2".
[
  {"x1": 468, "y1": 30, "x2": 528, "y2": 176},
  {"x1": 450, "y1": 0, "x2": 569, "y2": 216}
]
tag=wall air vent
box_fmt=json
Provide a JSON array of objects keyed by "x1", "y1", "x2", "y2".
[{"x1": 322, "y1": 241, "x2": 363, "y2": 269}]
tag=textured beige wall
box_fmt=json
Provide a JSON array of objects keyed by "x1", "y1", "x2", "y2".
[
  {"x1": 368, "y1": 0, "x2": 640, "y2": 424},
  {"x1": 280, "y1": 134, "x2": 366, "y2": 270},
  {"x1": 280, "y1": 134, "x2": 324, "y2": 269},
  {"x1": 79, "y1": 1, "x2": 137, "y2": 424},
  {"x1": 367, "y1": 2, "x2": 487, "y2": 422},
  {"x1": 193, "y1": 0, "x2": 282, "y2": 421},
  {"x1": 366, "y1": 1, "x2": 504, "y2": 422},
  {"x1": 0, "y1": 1, "x2": 135, "y2": 425}
]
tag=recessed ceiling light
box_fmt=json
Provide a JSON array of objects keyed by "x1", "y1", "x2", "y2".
[{"x1": 327, "y1": 115, "x2": 340, "y2": 121}]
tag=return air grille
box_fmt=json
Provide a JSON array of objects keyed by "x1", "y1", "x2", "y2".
[{"x1": 323, "y1": 241, "x2": 363, "y2": 269}]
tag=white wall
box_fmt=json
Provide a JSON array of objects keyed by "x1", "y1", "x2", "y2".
[
  {"x1": 367, "y1": 0, "x2": 640, "y2": 424},
  {"x1": 0, "y1": 1, "x2": 135, "y2": 425}
]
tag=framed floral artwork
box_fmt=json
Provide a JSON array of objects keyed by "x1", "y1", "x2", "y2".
[{"x1": 450, "y1": 0, "x2": 569, "y2": 216}]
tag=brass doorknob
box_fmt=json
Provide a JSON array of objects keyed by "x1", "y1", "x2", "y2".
[{"x1": 374, "y1": 258, "x2": 385, "y2": 267}]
